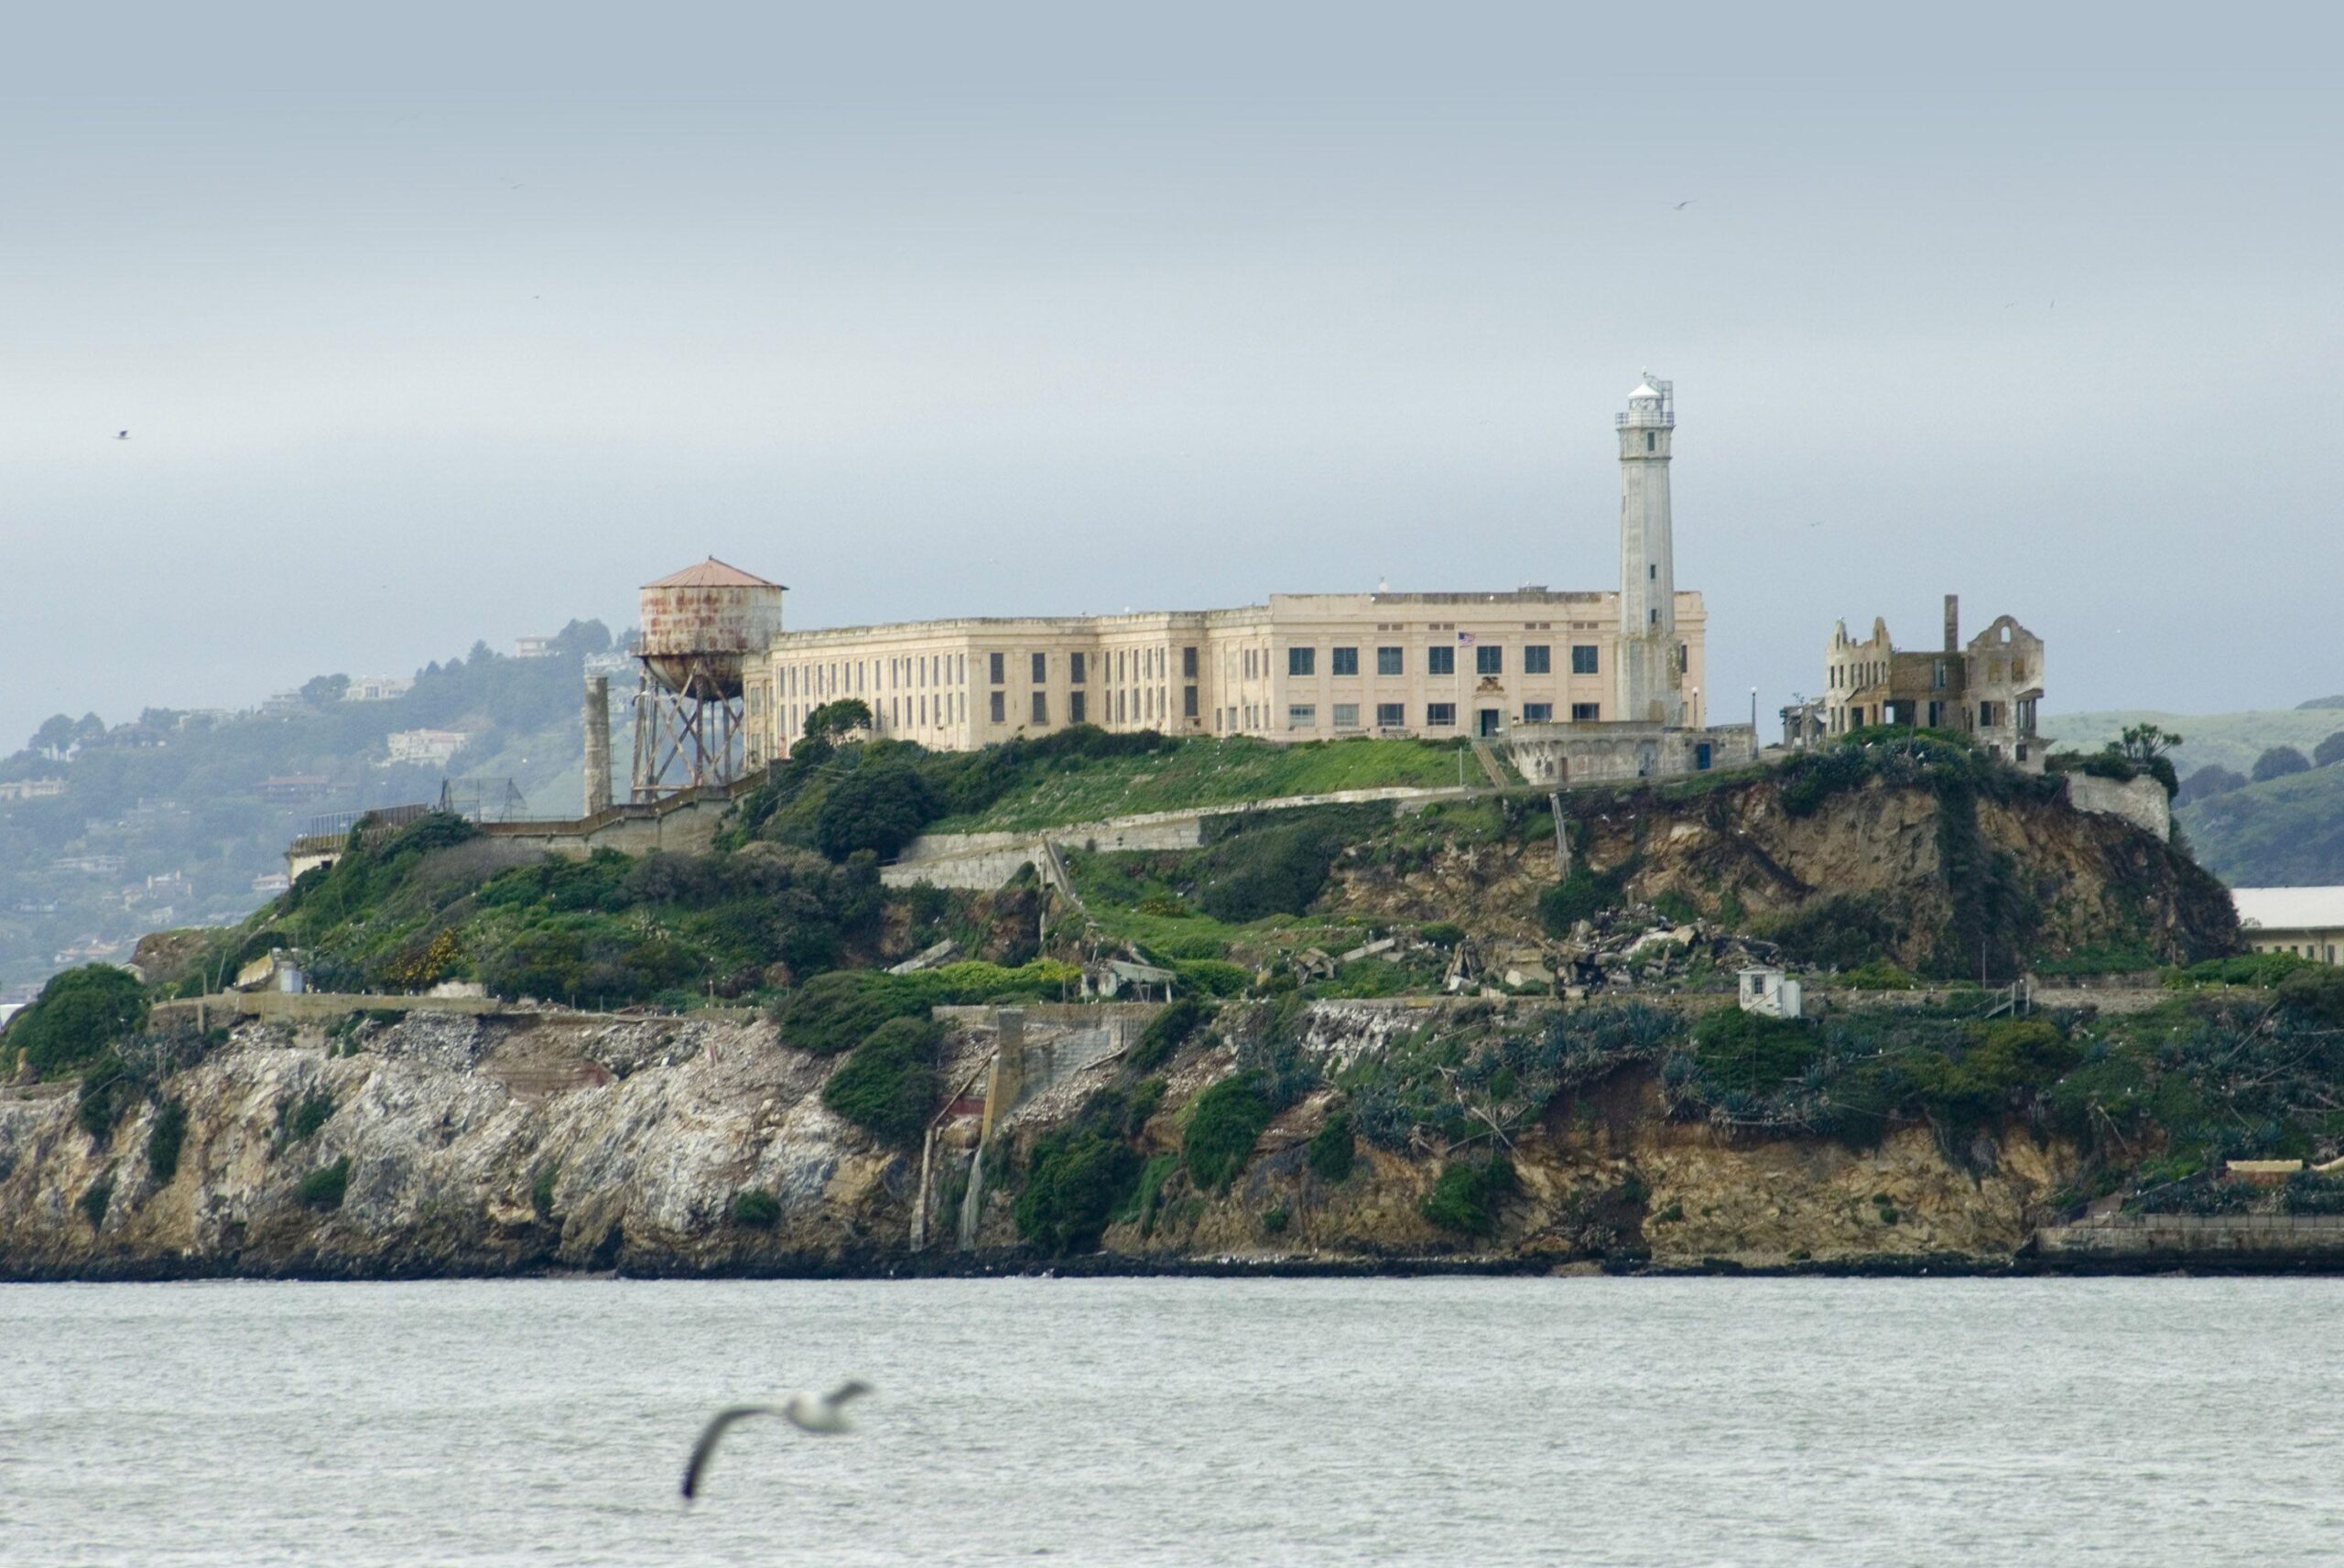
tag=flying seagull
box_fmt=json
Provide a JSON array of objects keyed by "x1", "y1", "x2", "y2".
[
  {"x1": 680, "y1": 1380, "x2": 872, "y2": 1501},
  {"x1": 115, "y1": 430, "x2": 129, "y2": 439},
  {"x1": 1672, "y1": 200, "x2": 1694, "y2": 210}
]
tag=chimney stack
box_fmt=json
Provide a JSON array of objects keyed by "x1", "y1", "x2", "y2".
[
  {"x1": 1943, "y1": 594, "x2": 1959, "y2": 654},
  {"x1": 583, "y1": 675, "x2": 613, "y2": 815}
]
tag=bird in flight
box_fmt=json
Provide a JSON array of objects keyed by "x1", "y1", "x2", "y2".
[
  {"x1": 680, "y1": 1380, "x2": 872, "y2": 1501},
  {"x1": 115, "y1": 430, "x2": 129, "y2": 439},
  {"x1": 1673, "y1": 200, "x2": 1695, "y2": 210}
]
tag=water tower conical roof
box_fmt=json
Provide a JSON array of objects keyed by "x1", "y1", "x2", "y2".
[{"x1": 643, "y1": 557, "x2": 787, "y2": 590}]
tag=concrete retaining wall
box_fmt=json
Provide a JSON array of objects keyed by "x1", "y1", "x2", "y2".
[
  {"x1": 883, "y1": 784, "x2": 1481, "y2": 892},
  {"x1": 2038, "y1": 1215, "x2": 2344, "y2": 1263}
]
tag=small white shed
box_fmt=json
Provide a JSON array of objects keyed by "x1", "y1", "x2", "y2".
[{"x1": 1737, "y1": 966, "x2": 1802, "y2": 1020}]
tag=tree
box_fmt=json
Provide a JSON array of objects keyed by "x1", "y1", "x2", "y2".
[
  {"x1": 2315, "y1": 731, "x2": 2344, "y2": 769},
  {"x1": 2177, "y1": 764, "x2": 2247, "y2": 804},
  {"x1": 2252, "y1": 746, "x2": 2312, "y2": 784},
  {"x1": 813, "y1": 760, "x2": 936, "y2": 860},
  {"x1": 299, "y1": 674, "x2": 350, "y2": 706},
  {"x1": 803, "y1": 698, "x2": 874, "y2": 742},
  {"x1": 2114, "y1": 724, "x2": 2182, "y2": 766},
  {"x1": 28, "y1": 714, "x2": 74, "y2": 757}
]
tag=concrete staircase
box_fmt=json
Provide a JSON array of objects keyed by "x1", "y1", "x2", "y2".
[{"x1": 1469, "y1": 739, "x2": 1513, "y2": 788}]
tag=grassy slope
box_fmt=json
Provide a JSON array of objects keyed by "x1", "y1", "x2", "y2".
[
  {"x1": 927, "y1": 736, "x2": 1469, "y2": 833},
  {"x1": 2180, "y1": 764, "x2": 2344, "y2": 886},
  {"x1": 2060, "y1": 708, "x2": 2344, "y2": 779}
]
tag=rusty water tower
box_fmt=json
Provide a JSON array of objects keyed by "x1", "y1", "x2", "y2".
[{"x1": 618, "y1": 557, "x2": 786, "y2": 803}]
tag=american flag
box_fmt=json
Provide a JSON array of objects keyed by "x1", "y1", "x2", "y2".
[{"x1": 1456, "y1": 632, "x2": 1476, "y2": 646}]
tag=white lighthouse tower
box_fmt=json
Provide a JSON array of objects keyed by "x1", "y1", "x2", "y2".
[{"x1": 1616, "y1": 374, "x2": 1685, "y2": 726}]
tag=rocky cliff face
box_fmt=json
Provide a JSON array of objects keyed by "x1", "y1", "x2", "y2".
[
  {"x1": 0, "y1": 1002, "x2": 2078, "y2": 1280},
  {"x1": 0, "y1": 1013, "x2": 906, "y2": 1280},
  {"x1": 1326, "y1": 773, "x2": 2234, "y2": 973}
]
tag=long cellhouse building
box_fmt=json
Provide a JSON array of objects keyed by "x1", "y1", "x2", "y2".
[{"x1": 734, "y1": 378, "x2": 1735, "y2": 773}]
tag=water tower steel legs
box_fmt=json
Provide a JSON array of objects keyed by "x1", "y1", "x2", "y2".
[{"x1": 630, "y1": 655, "x2": 748, "y2": 803}]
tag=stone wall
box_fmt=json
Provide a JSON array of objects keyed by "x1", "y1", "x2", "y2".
[
  {"x1": 1506, "y1": 722, "x2": 1757, "y2": 786},
  {"x1": 2062, "y1": 773, "x2": 2171, "y2": 841}
]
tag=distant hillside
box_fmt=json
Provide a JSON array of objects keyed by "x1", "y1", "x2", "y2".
[
  {"x1": 0, "y1": 624, "x2": 607, "y2": 990},
  {"x1": 2059, "y1": 708, "x2": 2344, "y2": 780},
  {"x1": 2181, "y1": 765, "x2": 2344, "y2": 887}
]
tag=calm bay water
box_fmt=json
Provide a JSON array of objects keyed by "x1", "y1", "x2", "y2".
[{"x1": 4, "y1": 1275, "x2": 2341, "y2": 1565}]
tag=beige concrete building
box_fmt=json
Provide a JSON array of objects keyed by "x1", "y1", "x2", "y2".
[
  {"x1": 1821, "y1": 594, "x2": 2048, "y2": 768},
  {"x1": 747, "y1": 377, "x2": 1717, "y2": 766},
  {"x1": 2231, "y1": 888, "x2": 2344, "y2": 966}
]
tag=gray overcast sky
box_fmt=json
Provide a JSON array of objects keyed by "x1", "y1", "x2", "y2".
[{"x1": 5, "y1": 6, "x2": 2340, "y2": 748}]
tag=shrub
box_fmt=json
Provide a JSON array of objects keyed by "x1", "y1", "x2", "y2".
[
  {"x1": 778, "y1": 971, "x2": 928, "y2": 1055},
  {"x1": 821, "y1": 1016, "x2": 944, "y2": 1146},
  {"x1": 2252, "y1": 746, "x2": 2311, "y2": 783},
  {"x1": 1420, "y1": 1154, "x2": 1515, "y2": 1236},
  {"x1": 75, "y1": 1052, "x2": 151, "y2": 1143},
  {"x1": 1193, "y1": 813, "x2": 1360, "y2": 922},
  {"x1": 1968, "y1": 1020, "x2": 2081, "y2": 1088},
  {"x1": 1652, "y1": 891, "x2": 1700, "y2": 925},
  {"x1": 1182, "y1": 1073, "x2": 1275, "y2": 1190},
  {"x1": 530, "y1": 1162, "x2": 559, "y2": 1220},
  {"x1": 1171, "y1": 959, "x2": 1251, "y2": 999},
  {"x1": 1419, "y1": 922, "x2": 1466, "y2": 948},
  {"x1": 1126, "y1": 997, "x2": 1207, "y2": 1073},
  {"x1": 78, "y1": 1176, "x2": 114, "y2": 1230},
  {"x1": 1842, "y1": 959, "x2": 1916, "y2": 990},
  {"x1": 2277, "y1": 967, "x2": 2344, "y2": 1027},
  {"x1": 1538, "y1": 867, "x2": 1629, "y2": 934},
  {"x1": 2169, "y1": 952, "x2": 2321, "y2": 989},
  {"x1": 732, "y1": 1189, "x2": 782, "y2": 1227},
  {"x1": 1692, "y1": 1008, "x2": 1820, "y2": 1096},
  {"x1": 299, "y1": 1158, "x2": 351, "y2": 1210},
  {"x1": 286, "y1": 1091, "x2": 335, "y2": 1141},
  {"x1": 1757, "y1": 895, "x2": 1898, "y2": 971},
  {"x1": 1014, "y1": 1130, "x2": 1142, "y2": 1254},
  {"x1": 1308, "y1": 1108, "x2": 1356, "y2": 1183},
  {"x1": 146, "y1": 1099, "x2": 188, "y2": 1184},
  {"x1": 2317, "y1": 731, "x2": 2344, "y2": 770},
  {"x1": 5, "y1": 965, "x2": 148, "y2": 1076}
]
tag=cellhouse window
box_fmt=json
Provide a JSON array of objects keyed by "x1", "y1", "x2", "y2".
[
  {"x1": 1031, "y1": 652, "x2": 1047, "y2": 684},
  {"x1": 1426, "y1": 702, "x2": 1457, "y2": 728},
  {"x1": 1571, "y1": 702, "x2": 1601, "y2": 722},
  {"x1": 1031, "y1": 692, "x2": 1048, "y2": 724},
  {"x1": 1069, "y1": 691, "x2": 1086, "y2": 724},
  {"x1": 1645, "y1": 431, "x2": 1655, "y2": 451},
  {"x1": 1523, "y1": 645, "x2": 1551, "y2": 675},
  {"x1": 1375, "y1": 702, "x2": 1405, "y2": 727},
  {"x1": 989, "y1": 653, "x2": 1005, "y2": 685},
  {"x1": 1330, "y1": 646, "x2": 1359, "y2": 676},
  {"x1": 1376, "y1": 646, "x2": 1403, "y2": 676},
  {"x1": 1427, "y1": 646, "x2": 1455, "y2": 676},
  {"x1": 1182, "y1": 646, "x2": 1199, "y2": 678},
  {"x1": 989, "y1": 690, "x2": 1006, "y2": 723},
  {"x1": 1287, "y1": 704, "x2": 1317, "y2": 730},
  {"x1": 1332, "y1": 703, "x2": 1360, "y2": 730},
  {"x1": 1287, "y1": 647, "x2": 1316, "y2": 677},
  {"x1": 1070, "y1": 652, "x2": 1086, "y2": 684},
  {"x1": 1476, "y1": 645, "x2": 1503, "y2": 676},
  {"x1": 1523, "y1": 703, "x2": 1553, "y2": 723},
  {"x1": 1183, "y1": 685, "x2": 1199, "y2": 719}
]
